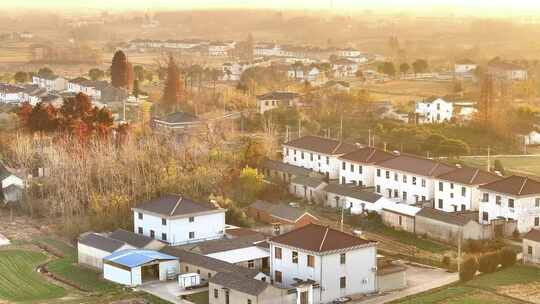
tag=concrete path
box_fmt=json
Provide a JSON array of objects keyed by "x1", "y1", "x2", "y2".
[
  {"x1": 354, "y1": 264, "x2": 459, "y2": 304},
  {"x1": 139, "y1": 281, "x2": 208, "y2": 304}
]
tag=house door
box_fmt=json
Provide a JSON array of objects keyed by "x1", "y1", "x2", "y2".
[
  {"x1": 225, "y1": 290, "x2": 230, "y2": 304},
  {"x1": 300, "y1": 291, "x2": 308, "y2": 304}
]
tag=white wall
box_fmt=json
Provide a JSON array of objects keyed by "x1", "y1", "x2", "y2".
[
  {"x1": 479, "y1": 191, "x2": 540, "y2": 233},
  {"x1": 434, "y1": 180, "x2": 478, "y2": 212},
  {"x1": 373, "y1": 167, "x2": 433, "y2": 205},
  {"x1": 2, "y1": 175, "x2": 24, "y2": 189},
  {"x1": 415, "y1": 98, "x2": 453, "y2": 123},
  {"x1": 103, "y1": 263, "x2": 136, "y2": 286},
  {"x1": 283, "y1": 145, "x2": 341, "y2": 179},
  {"x1": 338, "y1": 160, "x2": 376, "y2": 187},
  {"x1": 159, "y1": 260, "x2": 180, "y2": 280},
  {"x1": 133, "y1": 210, "x2": 226, "y2": 245}
]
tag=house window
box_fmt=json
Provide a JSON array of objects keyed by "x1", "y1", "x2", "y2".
[
  {"x1": 350, "y1": 164, "x2": 354, "y2": 172},
  {"x1": 438, "y1": 199, "x2": 443, "y2": 209},
  {"x1": 162, "y1": 233, "x2": 167, "y2": 241},
  {"x1": 301, "y1": 152, "x2": 304, "y2": 159},
  {"x1": 399, "y1": 216, "x2": 402, "y2": 226},
  {"x1": 508, "y1": 199, "x2": 515, "y2": 208},
  {"x1": 340, "y1": 276, "x2": 347, "y2": 289},
  {"x1": 150, "y1": 230, "x2": 155, "y2": 238},
  {"x1": 248, "y1": 260, "x2": 255, "y2": 268},
  {"x1": 307, "y1": 255, "x2": 315, "y2": 267},
  {"x1": 292, "y1": 251, "x2": 298, "y2": 264},
  {"x1": 482, "y1": 212, "x2": 489, "y2": 222},
  {"x1": 189, "y1": 216, "x2": 195, "y2": 222},
  {"x1": 496, "y1": 196, "x2": 501, "y2": 205},
  {"x1": 403, "y1": 191, "x2": 407, "y2": 201},
  {"x1": 340, "y1": 253, "x2": 346, "y2": 264},
  {"x1": 450, "y1": 193, "x2": 454, "y2": 199},
  {"x1": 421, "y1": 179, "x2": 426, "y2": 187},
  {"x1": 185, "y1": 266, "x2": 189, "y2": 272},
  {"x1": 439, "y1": 182, "x2": 443, "y2": 191},
  {"x1": 394, "y1": 173, "x2": 398, "y2": 181},
  {"x1": 359, "y1": 166, "x2": 363, "y2": 174},
  {"x1": 326, "y1": 157, "x2": 329, "y2": 165},
  {"x1": 138, "y1": 212, "x2": 143, "y2": 220},
  {"x1": 377, "y1": 169, "x2": 381, "y2": 177},
  {"x1": 189, "y1": 231, "x2": 195, "y2": 239},
  {"x1": 483, "y1": 193, "x2": 489, "y2": 202},
  {"x1": 385, "y1": 171, "x2": 390, "y2": 179},
  {"x1": 537, "y1": 198, "x2": 540, "y2": 207},
  {"x1": 376, "y1": 185, "x2": 381, "y2": 193},
  {"x1": 342, "y1": 162, "x2": 346, "y2": 170},
  {"x1": 275, "y1": 270, "x2": 282, "y2": 283},
  {"x1": 462, "y1": 187, "x2": 466, "y2": 197},
  {"x1": 450, "y1": 183, "x2": 454, "y2": 189},
  {"x1": 403, "y1": 175, "x2": 407, "y2": 183},
  {"x1": 310, "y1": 153, "x2": 313, "y2": 161},
  {"x1": 536, "y1": 217, "x2": 539, "y2": 227},
  {"x1": 318, "y1": 154, "x2": 321, "y2": 160},
  {"x1": 275, "y1": 247, "x2": 282, "y2": 259},
  {"x1": 412, "y1": 177, "x2": 417, "y2": 185},
  {"x1": 162, "y1": 218, "x2": 167, "y2": 225},
  {"x1": 394, "y1": 189, "x2": 399, "y2": 198},
  {"x1": 286, "y1": 148, "x2": 290, "y2": 156},
  {"x1": 341, "y1": 177, "x2": 346, "y2": 184},
  {"x1": 138, "y1": 227, "x2": 143, "y2": 234},
  {"x1": 529, "y1": 246, "x2": 533, "y2": 255},
  {"x1": 214, "y1": 289, "x2": 219, "y2": 298}
]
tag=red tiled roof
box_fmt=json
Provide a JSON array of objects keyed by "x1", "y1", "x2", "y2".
[
  {"x1": 375, "y1": 154, "x2": 456, "y2": 177},
  {"x1": 436, "y1": 166, "x2": 502, "y2": 185},
  {"x1": 270, "y1": 224, "x2": 374, "y2": 253},
  {"x1": 479, "y1": 175, "x2": 540, "y2": 196},
  {"x1": 284, "y1": 136, "x2": 358, "y2": 155},
  {"x1": 339, "y1": 147, "x2": 396, "y2": 164}
]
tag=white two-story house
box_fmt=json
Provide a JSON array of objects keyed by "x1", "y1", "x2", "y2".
[
  {"x1": 373, "y1": 154, "x2": 457, "y2": 205},
  {"x1": 454, "y1": 59, "x2": 477, "y2": 76},
  {"x1": 434, "y1": 166, "x2": 502, "y2": 212},
  {"x1": 32, "y1": 75, "x2": 68, "y2": 92},
  {"x1": 132, "y1": 194, "x2": 226, "y2": 245},
  {"x1": 478, "y1": 176, "x2": 540, "y2": 233},
  {"x1": 415, "y1": 97, "x2": 453, "y2": 124},
  {"x1": 269, "y1": 224, "x2": 377, "y2": 304},
  {"x1": 283, "y1": 136, "x2": 358, "y2": 180},
  {"x1": 338, "y1": 147, "x2": 396, "y2": 188},
  {"x1": 256, "y1": 92, "x2": 299, "y2": 114}
]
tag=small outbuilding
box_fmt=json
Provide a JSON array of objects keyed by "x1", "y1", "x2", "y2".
[
  {"x1": 103, "y1": 250, "x2": 179, "y2": 287},
  {"x1": 78, "y1": 232, "x2": 134, "y2": 269}
]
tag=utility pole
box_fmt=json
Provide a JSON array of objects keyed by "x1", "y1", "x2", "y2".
[
  {"x1": 286, "y1": 126, "x2": 289, "y2": 142},
  {"x1": 339, "y1": 115, "x2": 343, "y2": 141},
  {"x1": 298, "y1": 119, "x2": 302, "y2": 138},
  {"x1": 368, "y1": 129, "x2": 371, "y2": 147},
  {"x1": 384, "y1": 142, "x2": 387, "y2": 152},
  {"x1": 340, "y1": 202, "x2": 344, "y2": 232},
  {"x1": 457, "y1": 228, "x2": 462, "y2": 274},
  {"x1": 487, "y1": 146, "x2": 491, "y2": 172}
]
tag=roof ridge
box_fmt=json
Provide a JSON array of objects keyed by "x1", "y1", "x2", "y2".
[
  {"x1": 518, "y1": 177, "x2": 528, "y2": 195},
  {"x1": 319, "y1": 226, "x2": 330, "y2": 252},
  {"x1": 469, "y1": 168, "x2": 480, "y2": 184},
  {"x1": 170, "y1": 195, "x2": 183, "y2": 216}
]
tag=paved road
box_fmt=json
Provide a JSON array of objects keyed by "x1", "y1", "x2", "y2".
[{"x1": 354, "y1": 263, "x2": 459, "y2": 304}]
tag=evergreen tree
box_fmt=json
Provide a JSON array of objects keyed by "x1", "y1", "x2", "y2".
[
  {"x1": 161, "y1": 56, "x2": 183, "y2": 112},
  {"x1": 111, "y1": 50, "x2": 129, "y2": 88}
]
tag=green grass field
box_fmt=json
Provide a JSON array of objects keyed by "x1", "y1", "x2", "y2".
[
  {"x1": 183, "y1": 291, "x2": 209, "y2": 304},
  {"x1": 0, "y1": 250, "x2": 66, "y2": 302},
  {"x1": 376, "y1": 225, "x2": 452, "y2": 253},
  {"x1": 393, "y1": 265, "x2": 540, "y2": 304},
  {"x1": 461, "y1": 156, "x2": 540, "y2": 179},
  {"x1": 34, "y1": 237, "x2": 118, "y2": 293}
]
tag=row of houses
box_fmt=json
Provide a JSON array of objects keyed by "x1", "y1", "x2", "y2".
[
  {"x1": 454, "y1": 58, "x2": 528, "y2": 81},
  {"x1": 128, "y1": 39, "x2": 237, "y2": 57},
  {"x1": 0, "y1": 83, "x2": 61, "y2": 106},
  {"x1": 77, "y1": 193, "x2": 406, "y2": 304},
  {"x1": 266, "y1": 135, "x2": 540, "y2": 235}
]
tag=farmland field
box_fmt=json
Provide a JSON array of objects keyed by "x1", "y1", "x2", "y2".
[
  {"x1": 0, "y1": 250, "x2": 66, "y2": 302},
  {"x1": 460, "y1": 155, "x2": 540, "y2": 179},
  {"x1": 392, "y1": 265, "x2": 540, "y2": 304}
]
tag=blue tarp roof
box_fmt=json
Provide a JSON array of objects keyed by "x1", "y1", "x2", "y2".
[{"x1": 104, "y1": 249, "x2": 177, "y2": 268}]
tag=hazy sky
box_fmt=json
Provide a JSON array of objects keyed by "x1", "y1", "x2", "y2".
[{"x1": 7, "y1": 0, "x2": 540, "y2": 15}]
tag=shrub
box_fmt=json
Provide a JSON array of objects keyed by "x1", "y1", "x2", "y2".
[
  {"x1": 500, "y1": 247, "x2": 517, "y2": 268},
  {"x1": 459, "y1": 256, "x2": 478, "y2": 282},
  {"x1": 478, "y1": 252, "x2": 500, "y2": 273},
  {"x1": 441, "y1": 255, "x2": 451, "y2": 267}
]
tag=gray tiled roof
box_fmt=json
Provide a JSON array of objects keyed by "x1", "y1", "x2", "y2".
[
  {"x1": 323, "y1": 183, "x2": 382, "y2": 203},
  {"x1": 249, "y1": 200, "x2": 316, "y2": 223},
  {"x1": 290, "y1": 175, "x2": 326, "y2": 188},
  {"x1": 261, "y1": 159, "x2": 312, "y2": 177},
  {"x1": 134, "y1": 194, "x2": 220, "y2": 217},
  {"x1": 109, "y1": 229, "x2": 157, "y2": 248},
  {"x1": 416, "y1": 208, "x2": 471, "y2": 226},
  {"x1": 78, "y1": 233, "x2": 126, "y2": 253},
  {"x1": 210, "y1": 272, "x2": 269, "y2": 296},
  {"x1": 178, "y1": 234, "x2": 266, "y2": 255},
  {"x1": 284, "y1": 136, "x2": 358, "y2": 155}
]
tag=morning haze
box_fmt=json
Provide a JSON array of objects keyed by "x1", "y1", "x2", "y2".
[{"x1": 0, "y1": 1, "x2": 539, "y2": 304}]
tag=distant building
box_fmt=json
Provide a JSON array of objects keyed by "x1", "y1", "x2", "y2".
[
  {"x1": 523, "y1": 229, "x2": 540, "y2": 265},
  {"x1": 256, "y1": 91, "x2": 299, "y2": 114},
  {"x1": 32, "y1": 75, "x2": 68, "y2": 92},
  {"x1": 487, "y1": 61, "x2": 528, "y2": 81},
  {"x1": 454, "y1": 59, "x2": 477, "y2": 76},
  {"x1": 415, "y1": 97, "x2": 453, "y2": 124},
  {"x1": 246, "y1": 200, "x2": 319, "y2": 235}
]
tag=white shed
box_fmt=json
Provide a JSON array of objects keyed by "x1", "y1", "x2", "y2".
[
  {"x1": 103, "y1": 250, "x2": 179, "y2": 287},
  {"x1": 78, "y1": 232, "x2": 134, "y2": 270}
]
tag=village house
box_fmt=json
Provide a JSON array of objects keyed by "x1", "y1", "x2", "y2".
[
  {"x1": 381, "y1": 203, "x2": 421, "y2": 233},
  {"x1": 256, "y1": 91, "x2": 300, "y2": 114},
  {"x1": 331, "y1": 58, "x2": 359, "y2": 78},
  {"x1": 287, "y1": 65, "x2": 322, "y2": 84},
  {"x1": 132, "y1": 194, "x2": 226, "y2": 245},
  {"x1": 487, "y1": 61, "x2": 528, "y2": 81},
  {"x1": 20, "y1": 84, "x2": 48, "y2": 105},
  {"x1": 523, "y1": 229, "x2": 540, "y2": 265},
  {"x1": 415, "y1": 208, "x2": 487, "y2": 245},
  {"x1": 373, "y1": 153, "x2": 457, "y2": 205},
  {"x1": 78, "y1": 232, "x2": 134, "y2": 269},
  {"x1": 322, "y1": 80, "x2": 350, "y2": 93},
  {"x1": 415, "y1": 97, "x2": 453, "y2": 124},
  {"x1": 338, "y1": 147, "x2": 396, "y2": 188},
  {"x1": 261, "y1": 159, "x2": 314, "y2": 184},
  {"x1": 289, "y1": 175, "x2": 327, "y2": 203},
  {"x1": 32, "y1": 75, "x2": 68, "y2": 92},
  {"x1": 0, "y1": 163, "x2": 24, "y2": 204},
  {"x1": 283, "y1": 136, "x2": 358, "y2": 180},
  {"x1": 478, "y1": 175, "x2": 540, "y2": 233},
  {"x1": 324, "y1": 183, "x2": 394, "y2": 215},
  {"x1": 454, "y1": 59, "x2": 477, "y2": 76},
  {"x1": 269, "y1": 224, "x2": 378, "y2": 304},
  {"x1": 434, "y1": 166, "x2": 502, "y2": 212},
  {"x1": 152, "y1": 111, "x2": 201, "y2": 132},
  {"x1": 337, "y1": 48, "x2": 362, "y2": 58},
  {"x1": 246, "y1": 200, "x2": 318, "y2": 235},
  {"x1": 0, "y1": 83, "x2": 25, "y2": 104},
  {"x1": 254, "y1": 43, "x2": 282, "y2": 57},
  {"x1": 209, "y1": 271, "x2": 288, "y2": 304}
]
